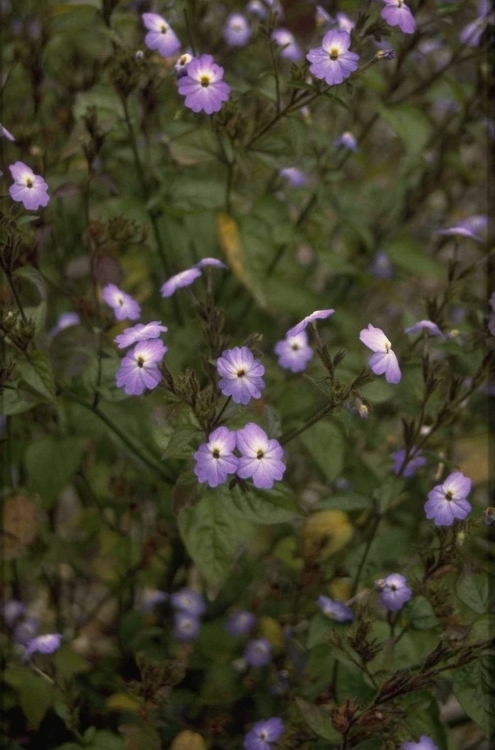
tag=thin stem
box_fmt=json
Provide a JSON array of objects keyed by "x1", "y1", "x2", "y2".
[
  {"x1": 5, "y1": 272, "x2": 28, "y2": 324},
  {"x1": 279, "y1": 401, "x2": 335, "y2": 446},
  {"x1": 351, "y1": 510, "x2": 381, "y2": 597},
  {"x1": 212, "y1": 395, "x2": 232, "y2": 429},
  {"x1": 269, "y1": 40, "x2": 281, "y2": 115}
]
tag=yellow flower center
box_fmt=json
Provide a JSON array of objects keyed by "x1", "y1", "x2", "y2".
[
  {"x1": 212, "y1": 448, "x2": 220, "y2": 459},
  {"x1": 200, "y1": 75, "x2": 211, "y2": 88},
  {"x1": 160, "y1": 24, "x2": 167, "y2": 34},
  {"x1": 256, "y1": 449, "x2": 264, "y2": 459},
  {"x1": 137, "y1": 357, "x2": 145, "y2": 368},
  {"x1": 329, "y1": 47, "x2": 340, "y2": 60},
  {"x1": 26, "y1": 178, "x2": 33, "y2": 188},
  {"x1": 237, "y1": 369, "x2": 245, "y2": 377}
]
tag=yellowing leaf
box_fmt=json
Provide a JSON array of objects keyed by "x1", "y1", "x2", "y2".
[
  {"x1": 3, "y1": 494, "x2": 39, "y2": 560},
  {"x1": 106, "y1": 693, "x2": 141, "y2": 712},
  {"x1": 216, "y1": 212, "x2": 267, "y2": 309},
  {"x1": 329, "y1": 578, "x2": 353, "y2": 602},
  {"x1": 170, "y1": 730, "x2": 207, "y2": 750},
  {"x1": 260, "y1": 616, "x2": 284, "y2": 650},
  {"x1": 454, "y1": 433, "x2": 493, "y2": 485},
  {"x1": 302, "y1": 510, "x2": 353, "y2": 561}
]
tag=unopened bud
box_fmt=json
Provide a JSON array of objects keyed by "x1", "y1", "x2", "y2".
[
  {"x1": 135, "y1": 50, "x2": 144, "y2": 61},
  {"x1": 483, "y1": 507, "x2": 495, "y2": 527},
  {"x1": 376, "y1": 48, "x2": 395, "y2": 60},
  {"x1": 456, "y1": 531, "x2": 465, "y2": 548},
  {"x1": 358, "y1": 403, "x2": 369, "y2": 419}
]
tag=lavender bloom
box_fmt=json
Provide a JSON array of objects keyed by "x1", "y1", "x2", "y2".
[
  {"x1": 336, "y1": 12, "x2": 355, "y2": 33},
  {"x1": 437, "y1": 214, "x2": 487, "y2": 242},
  {"x1": 279, "y1": 167, "x2": 307, "y2": 187},
  {"x1": 175, "y1": 52, "x2": 194, "y2": 79},
  {"x1": 115, "y1": 340, "x2": 166, "y2": 396},
  {"x1": 287, "y1": 309, "x2": 335, "y2": 338},
  {"x1": 243, "y1": 717, "x2": 284, "y2": 750},
  {"x1": 226, "y1": 610, "x2": 256, "y2": 637},
  {"x1": 381, "y1": 0, "x2": 416, "y2": 34},
  {"x1": 424, "y1": 471, "x2": 472, "y2": 527},
  {"x1": 334, "y1": 131, "x2": 358, "y2": 152},
  {"x1": 392, "y1": 448, "x2": 426, "y2": 477},
  {"x1": 178, "y1": 55, "x2": 230, "y2": 115},
  {"x1": 217, "y1": 347, "x2": 265, "y2": 405},
  {"x1": 102, "y1": 283, "x2": 141, "y2": 321},
  {"x1": 307, "y1": 30, "x2": 359, "y2": 86},
  {"x1": 196, "y1": 257, "x2": 227, "y2": 269},
  {"x1": 173, "y1": 612, "x2": 201, "y2": 642},
  {"x1": 223, "y1": 13, "x2": 251, "y2": 46},
  {"x1": 405, "y1": 320, "x2": 443, "y2": 337},
  {"x1": 271, "y1": 28, "x2": 303, "y2": 63},
  {"x1": 483, "y1": 507, "x2": 495, "y2": 527},
  {"x1": 247, "y1": 0, "x2": 268, "y2": 19},
  {"x1": 236, "y1": 423, "x2": 285, "y2": 489},
  {"x1": 49, "y1": 312, "x2": 80, "y2": 338},
  {"x1": 359, "y1": 324, "x2": 401, "y2": 384},
  {"x1": 375, "y1": 573, "x2": 412, "y2": 611},
  {"x1": 274, "y1": 331, "x2": 313, "y2": 373},
  {"x1": 316, "y1": 5, "x2": 334, "y2": 29},
  {"x1": 459, "y1": 3, "x2": 493, "y2": 47},
  {"x1": 13, "y1": 617, "x2": 39, "y2": 645},
  {"x1": 161, "y1": 267, "x2": 202, "y2": 297},
  {"x1": 194, "y1": 426, "x2": 239, "y2": 488},
  {"x1": 369, "y1": 250, "x2": 394, "y2": 279},
  {"x1": 142, "y1": 13, "x2": 180, "y2": 57},
  {"x1": 114, "y1": 321, "x2": 168, "y2": 349},
  {"x1": 0, "y1": 123, "x2": 15, "y2": 141},
  {"x1": 245, "y1": 638, "x2": 272, "y2": 667},
  {"x1": 138, "y1": 588, "x2": 168, "y2": 613},
  {"x1": 9, "y1": 161, "x2": 49, "y2": 210},
  {"x1": 26, "y1": 633, "x2": 62, "y2": 657},
  {"x1": 2, "y1": 600, "x2": 25, "y2": 627},
  {"x1": 402, "y1": 737, "x2": 439, "y2": 750},
  {"x1": 317, "y1": 595, "x2": 354, "y2": 623},
  {"x1": 171, "y1": 588, "x2": 206, "y2": 617}
]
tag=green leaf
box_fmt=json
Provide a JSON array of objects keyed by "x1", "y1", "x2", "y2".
[
  {"x1": 17, "y1": 350, "x2": 56, "y2": 403},
  {"x1": 13, "y1": 266, "x2": 47, "y2": 300},
  {"x1": 456, "y1": 567, "x2": 495, "y2": 614},
  {"x1": 317, "y1": 493, "x2": 372, "y2": 512},
  {"x1": 178, "y1": 492, "x2": 250, "y2": 588},
  {"x1": 295, "y1": 697, "x2": 341, "y2": 743},
  {"x1": 25, "y1": 436, "x2": 84, "y2": 506},
  {"x1": 307, "y1": 612, "x2": 341, "y2": 649},
  {"x1": 229, "y1": 483, "x2": 300, "y2": 525},
  {"x1": 0, "y1": 387, "x2": 43, "y2": 415},
  {"x1": 24, "y1": 301, "x2": 47, "y2": 335},
  {"x1": 385, "y1": 237, "x2": 444, "y2": 278},
  {"x1": 377, "y1": 103, "x2": 432, "y2": 157},
  {"x1": 168, "y1": 128, "x2": 220, "y2": 165},
  {"x1": 408, "y1": 596, "x2": 439, "y2": 631},
  {"x1": 19, "y1": 672, "x2": 55, "y2": 729},
  {"x1": 335, "y1": 660, "x2": 375, "y2": 705},
  {"x1": 453, "y1": 656, "x2": 495, "y2": 740},
  {"x1": 300, "y1": 421, "x2": 344, "y2": 482},
  {"x1": 398, "y1": 692, "x2": 448, "y2": 750}
]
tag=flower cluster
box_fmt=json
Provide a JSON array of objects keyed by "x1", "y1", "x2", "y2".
[
  {"x1": 114, "y1": 320, "x2": 168, "y2": 396},
  {"x1": 171, "y1": 587, "x2": 206, "y2": 642},
  {"x1": 194, "y1": 423, "x2": 285, "y2": 490}
]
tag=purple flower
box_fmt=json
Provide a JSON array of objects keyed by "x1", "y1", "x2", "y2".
[
  {"x1": 245, "y1": 638, "x2": 272, "y2": 667},
  {"x1": 142, "y1": 13, "x2": 181, "y2": 57},
  {"x1": 194, "y1": 426, "x2": 239, "y2": 488},
  {"x1": 173, "y1": 612, "x2": 201, "y2": 642},
  {"x1": 271, "y1": 28, "x2": 303, "y2": 63},
  {"x1": 13, "y1": 617, "x2": 39, "y2": 645},
  {"x1": 316, "y1": 5, "x2": 334, "y2": 29},
  {"x1": 335, "y1": 130, "x2": 358, "y2": 152},
  {"x1": 243, "y1": 717, "x2": 284, "y2": 750},
  {"x1": 26, "y1": 633, "x2": 62, "y2": 657},
  {"x1": 9, "y1": 161, "x2": 49, "y2": 210},
  {"x1": 424, "y1": 471, "x2": 472, "y2": 527},
  {"x1": 223, "y1": 13, "x2": 251, "y2": 46},
  {"x1": 102, "y1": 283, "x2": 141, "y2": 321},
  {"x1": 392, "y1": 448, "x2": 426, "y2": 477},
  {"x1": 49, "y1": 312, "x2": 80, "y2": 338},
  {"x1": 369, "y1": 250, "x2": 394, "y2": 279},
  {"x1": 175, "y1": 52, "x2": 194, "y2": 79},
  {"x1": 381, "y1": 0, "x2": 416, "y2": 34},
  {"x1": 307, "y1": 30, "x2": 359, "y2": 86},
  {"x1": 247, "y1": 0, "x2": 268, "y2": 19},
  {"x1": 483, "y1": 507, "x2": 495, "y2": 527},
  {"x1": 2, "y1": 600, "x2": 25, "y2": 627},
  {"x1": 437, "y1": 214, "x2": 487, "y2": 242},
  {"x1": 404, "y1": 320, "x2": 443, "y2": 337},
  {"x1": 402, "y1": 737, "x2": 439, "y2": 750},
  {"x1": 236, "y1": 423, "x2": 285, "y2": 490},
  {"x1": 196, "y1": 257, "x2": 227, "y2": 269},
  {"x1": 115, "y1": 339, "x2": 166, "y2": 396},
  {"x1": 287, "y1": 309, "x2": 335, "y2": 338},
  {"x1": 317, "y1": 595, "x2": 354, "y2": 623},
  {"x1": 336, "y1": 12, "x2": 355, "y2": 33},
  {"x1": 217, "y1": 347, "x2": 265, "y2": 405},
  {"x1": 0, "y1": 123, "x2": 15, "y2": 141},
  {"x1": 178, "y1": 54, "x2": 230, "y2": 115},
  {"x1": 359, "y1": 324, "x2": 401, "y2": 384},
  {"x1": 171, "y1": 588, "x2": 206, "y2": 617},
  {"x1": 279, "y1": 167, "x2": 307, "y2": 187},
  {"x1": 161, "y1": 267, "x2": 202, "y2": 298},
  {"x1": 375, "y1": 573, "x2": 412, "y2": 611},
  {"x1": 226, "y1": 610, "x2": 256, "y2": 637},
  {"x1": 274, "y1": 331, "x2": 313, "y2": 373},
  {"x1": 138, "y1": 588, "x2": 168, "y2": 613},
  {"x1": 114, "y1": 321, "x2": 168, "y2": 349}
]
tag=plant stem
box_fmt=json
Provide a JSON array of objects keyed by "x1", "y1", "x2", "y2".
[
  {"x1": 5, "y1": 272, "x2": 28, "y2": 324},
  {"x1": 279, "y1": 401, "x2": 335, "y2": 446},
  {"x1": 351, "y1": 510, "x2": 381, "y2": 597}
]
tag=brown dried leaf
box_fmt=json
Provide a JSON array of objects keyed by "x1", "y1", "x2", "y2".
[{"x1": 3, "y1": 494, "x2": 39, "y2": 559}]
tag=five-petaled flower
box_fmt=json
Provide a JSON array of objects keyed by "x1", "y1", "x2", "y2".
[
  {"x1": 173, "y1": 612, "x2": 201, "y2": 641},
  {"x1": 424, "y1": 471, "x2": 472, "y2": 526},
  {"x1": 171, "y1": 588, "x2": 206, "y2": 617},
  {"x1": 274, "y1": 330, "x2": 313, "y2": 373},
  {"x1": 307, "y1": 29, "x2": 359, "y2": 86},
  {"x1": 194, "y1": 426, "x2": 239, "y2": 488},
  {"x1": 115, "y1": 340, "x2": 166, "y2": 396},
  {"x1": 381, "y1": 0, "x2": 416, "y2": 34},
  {"x1": 375, "y1": 573, "x2": 412, "y2": 611},
  {"x1": 114, "y1": 321, "x2": 168, "y2": 349},
  {"x1": 223, "y1": 13, "x2": 251, "y2": 46},
  {"x1": 244, "y1": 637, "x2": 272, "y2": 667},
  {"x1": 9, "y1": 161, "x2": 49, "y2": 210},
  {"x1": 243, "y1": 717, "x2": 284, "y2": 750},
  {"x1": 217, "y1": 347, "x2": 265, "y2": 405},
  {"x1": 102, "y1": 284, "x2": 141, "y2": 321},
  {"x1": 178, "y1": 54, "x2": 230, "y2": 114},
  {"x1": 142, "y1": 13, "x2": 181, "y2": 57},
  {"x1": 271, "y1": 28, "x2": 303, "y2": 62},
  {"x1": 226, "y1": 610, "x2": 256, "y2": 637},
  {"x1": 26, "y1": 633, "x2": 62, "y2": 657},
  {"x1": 359, "y1": 324, "x2": 401, "y2": 384},
  {"x1": 317, "y1": 595, "x2": 354, "y2": 623},
  {"x1": 236, "y1": 423, "x2": 285, "y2": 489},
  {"x1": 402, "y1": 737, "x2": 439, "y2": 750}
]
